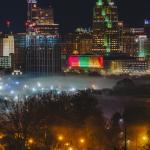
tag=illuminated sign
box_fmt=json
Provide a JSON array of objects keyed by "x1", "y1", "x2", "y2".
[
  {"x1": 68, "y1": 56, "x2": 104, "y2": 69},
  {"x1": 145, "y1": 20, "x2": 150, "y2": 25}
]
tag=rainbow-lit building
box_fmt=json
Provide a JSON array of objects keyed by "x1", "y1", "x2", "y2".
[
  {"x1": 68, "y1": 55, "x2": 104, "y2": 69},
  {"x1": 92, "y1": 0, "x2": 123, "y2": 53}
]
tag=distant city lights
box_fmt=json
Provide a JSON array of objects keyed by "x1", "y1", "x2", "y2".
[{"x1": 0, "y1": 75, "x2": 117, "y2": 99}]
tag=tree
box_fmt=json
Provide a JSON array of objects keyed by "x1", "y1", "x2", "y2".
[{"x1": 113, "y1": 78, "x2": 135, "y2": 95}]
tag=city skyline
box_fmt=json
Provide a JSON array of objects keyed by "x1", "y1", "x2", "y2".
[
  {"x1": 0, "y1": 0, "x2": 148, "y2": 33},
  {"x1": 0, "y1": 0, "x2": 148, "y2": 75}
]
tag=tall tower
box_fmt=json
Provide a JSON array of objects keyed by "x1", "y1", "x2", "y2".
[
  {"x1": 144, "y1": 19, "x2": 150, "y2": 38},
  {"x1": 25, "y1": 1, "x2": 61, "y2": 75},
  {"x1": 92, "y1": 0, "x2": 122, "y2": 54},
  {"x1": 27, "y1": 0, "x2": 37, "y2": 21},
  {"x1": 26, "y1": 0, "x2": 58, "y2": 34}
]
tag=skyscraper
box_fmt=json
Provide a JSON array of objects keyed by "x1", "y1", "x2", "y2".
[
  {"x1": 92, "y1": 0, "x2": 122, "y2": 54},
  {"x1": 26, "y1": 0, "x2": 59, "y2": 35},
  {"x1": 122, "y1": 28, "x2": 144, "y2": 57},
  {"x1": 144, "y1": 19, "x2": 150, "y2": 38},
  {"x1": 25, "y1": 0, "x2": 61, "y2": 75}
]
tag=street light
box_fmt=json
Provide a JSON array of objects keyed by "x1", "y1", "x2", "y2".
[
  {"x1": 0, "y1": 85, "x2": 3, "y2": 90},
  {"x1": 24, "y1": 84, "x2": 28, "y2": 89},
  {"x1": 28, "y1": 138, "x2": 34, "y2": 144},
  {"x1": 127, "y1": 139, "x2": 130, "y2": 145},
  {"x1": 92, "y1": 84, "x2": 97, "y2": 90},
  {"x1": 142, "y1": 136, "x2": 148, "y2": 141},
  {"x1": 79, "y1": 138, "x2": 85, "y2": 144},
  {"x1": 119, "y1": 117, "x2": 127, "y2": 150},
  {"x1": 14, "y1": 96, "x2": 19, "y2": 101},
  {"x1": 32, "y1": 88, "x2": 36, "y2": 92},
  {"x1": 37, "y1": 82, "x2": 41, "y2": 87},
  {"x1": 10, "y1": 90, "x2": 14, "y2": 95},
  {"x1": 0, "y1": 133, "x2": 4, "y2": 139},
  {"x1": 65, "y1": 142, "x2": 70, "y2": 146},
  {"x1": 58, "y1": 135, "x2": 64, "y2": 141},
  {"x1": 68, "y1": 147, "x2": 73, "y2": 150}
]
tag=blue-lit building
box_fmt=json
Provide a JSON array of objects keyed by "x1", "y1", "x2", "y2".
[
  {"x1": 25, "y1": 0, "x2": 61, "y2": 75},
  {"x1": 14, "y1": 33, "x2": 26, "y2": 71},
  {"x1": 25, "y1": 34, "x2": 61, "y2": 74}
]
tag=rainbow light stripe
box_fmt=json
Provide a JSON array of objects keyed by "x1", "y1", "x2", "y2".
[{"x1": 68, "y1": 56, "x2": 104, "y2": 68}]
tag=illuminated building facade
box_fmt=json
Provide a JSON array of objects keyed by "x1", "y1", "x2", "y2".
[
  {"x1": 0, "y1": 56, "x2": 12, "y2": 69},
  {"x1": 14, "y1": 33, "x2": 26, "y2": 71},
  {"x1": 26, "y1": 35, "x2": 61, "y2": 74},
  {"x1": 144, "y1": 19, "x2": 150, "y2": 38},
  {"x1": 25, "y1": 0, "x2": 61, "y2": 75},
  {"x1": 136, "y1": 35, "x2": 148, "y2": 58},
  {"x1": 2, "y1": 35, "x2": 14, "y2": 57},
  {"x1": 122, "y1": 28, "x2": 142, "y2": 56},
  {"x1": 61, "y1": 28, "x2": 93, "y2": 71},
  {"x1": 26, "y1": 0, "x2": 59, "y2": 35},
  {"x1": 63, "y1": 28, "x2": 92, "y2": 55},
  {"x1": 68, "y1": 55, "x2": 104, "y2": 69},
  {"x1": 104, "y1": 55, "x2": 148, "y2": 74},
  {"x1": 0, "y1": 34, "x2": 14, "y2": 70},
  {"x1": 92, "y1": 0, "x2": 123, "y2": 53}
]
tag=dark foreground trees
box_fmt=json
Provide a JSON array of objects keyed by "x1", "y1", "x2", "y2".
[{"x1": 0, "y1": 91, "x2": 106, "y2": 150}]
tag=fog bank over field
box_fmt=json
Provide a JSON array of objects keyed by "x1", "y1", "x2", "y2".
[{"x1": 0, "y1": 75, "x2": 119, "y2": 97}]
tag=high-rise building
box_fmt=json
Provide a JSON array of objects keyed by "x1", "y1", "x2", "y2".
[
  {"x1": 3, "y1": 35, "x2": 14, "y2": 57},
  {"x1": 25, "y1": 35, "x2": 61, "y2": 74},
  {"x1": 92, "y1": 0, "x2": 123, "y2": 54},
  {"x1": 25, "y1": 0, "x2": 61, "y2": 75},
  {"x1": 63, "y1": 28, "x2": 92, "y2": 55},
  {"x1": 61, "y1": 28, "x2": 93, "y2": 71},
  {"x1": 26, "y1": 0, "x2": 59, "y2": 35},
  {"x1": 122, "y1": 27, "x2": 150, "y2": 58},
  {"x1": 0, "y1": 34, "x2": 14, "y2": 70},
  {"x1": 13, "y1": 33, "x2": 26, "y2": 71},
  {"x1": 144, "y1": 19, "x2": 150, "y2": 38},
  {"x1": 122, "y1": 28, "x2": 143, "y2": 56}
]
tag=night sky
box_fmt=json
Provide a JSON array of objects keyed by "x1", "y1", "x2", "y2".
[{"x1": 0, "y1": 0, "x2": 149, "y2": 33}]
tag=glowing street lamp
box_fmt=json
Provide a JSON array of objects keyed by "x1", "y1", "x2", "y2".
[
  {"x1": 0, "y1": 85, "x2": 3, "y2": 90},
  {"x1": 14, "y1": 96, "x2": 19, "y2": 101},
  {"x1": 58, "y1": 135, "x2": 64, "y2": 141},
  {"x1": 65, "y1": 142, "x2": 70, "y2": 146},
  {"x1": 15, "y1": 81, "x2": 20, "y2": 85},
  {"x1": 32, "y1": 88, "x2": 36, "y2": 92},
  {"x1": 92, "y1": 84, "x2": 96, "y2": 90},
  {"x1": 79, "y1": 138, "x2": 85, "y2": 144},
  {"x1": 142, "y1": 136, "x2": 148, "y2": 142},
  {"x1": 70, "y1": 87, "x2": 76, "y2": 92},
  {"x1": 24, "y1": 84, "x2": 28, "y2": 89},
  {"x1": 0, "y1": 133, "x2": 5, "y2": 139},
  {"x1": 68, "y1": 147, "x2": 73, "y2": 150},
  {"x1": 28, "y1": 138, "x2": 34, "y2": 144},
  {"x1": 50, "y1": 86, "x2": 54, "y2": 90},
  {"x1": 10, "y1": 90, "x2": 15, "y2": 95},
  {"x1": 37, "y1": 82, "x2": 41, "y2": 87},
  {"x1": 4, "y1": 97, "x2": 8, "y2": 100},
  {"x1": 127, "y1": 139, "x2": 130, "y2": 145}
]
